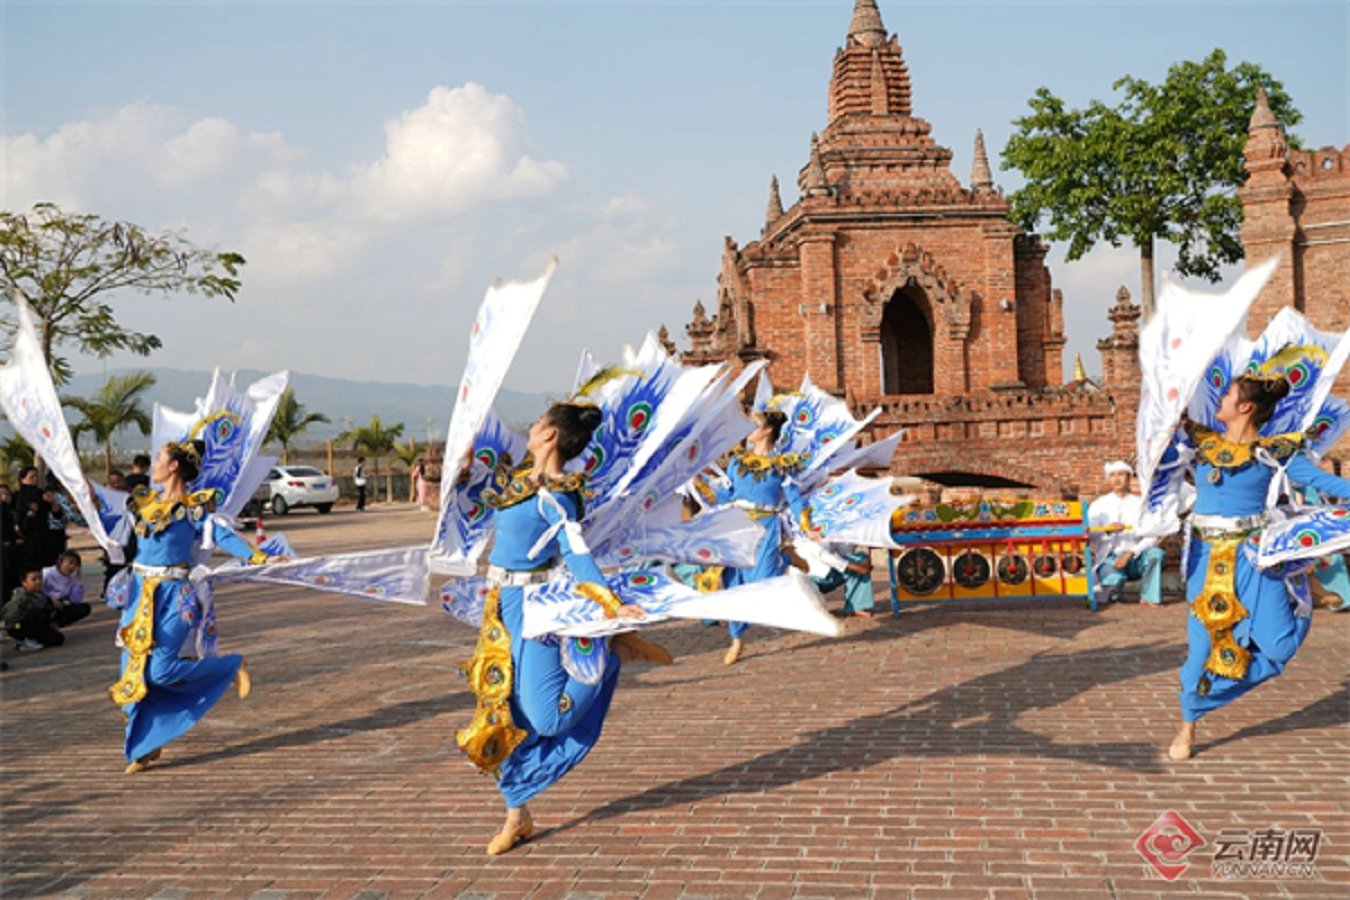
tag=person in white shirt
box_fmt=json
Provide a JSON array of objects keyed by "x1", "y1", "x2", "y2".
[
  {"x1": 1089, "y1": 460, "x2": 1165, "y2": 606},
  {"x1": 353, "y1": 456, "x2": 368, "y2": 511}
]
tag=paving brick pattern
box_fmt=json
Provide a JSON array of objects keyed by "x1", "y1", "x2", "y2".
[{"x1": 3, "y1": 507, "x2": 1347, "y2": 898}]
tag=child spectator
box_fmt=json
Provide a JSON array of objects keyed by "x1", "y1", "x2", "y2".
[
  {"x1": 43, "y1": 551, "x2": 92, "y2": 628},
  {"x1": 4, "y1": 567, "x2": 61, "y2": 650}
]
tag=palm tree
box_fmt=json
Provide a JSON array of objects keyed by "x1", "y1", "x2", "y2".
[
  {"x1": 393, "y1": 437, "x2": 420, "y2": 502},
  {"x1": 266, "y1": 386, "x2": 330, "y2": 465},
  {"x1": 0, "y1": 434, "x2": 35, "y2": 483},
  {"x1": 64, "y1": 371, "x2": 156, "y2": 479},
  {"x1": 340, "y1": 415, "x2": 404, "y2": 503}
]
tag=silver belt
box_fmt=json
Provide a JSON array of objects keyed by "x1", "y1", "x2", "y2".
[
  {"x1": 132, "y1": 563, "x2": 190, "y2": 579},
  {"x1": 1192, "y1": 512, "x2": 1266, "y2": 540},
  {"x1": 486, "y1": 565, "x2": 555, "y2": 587},
  {"x1": 732, "y1": 500, "x2": 777, "y2": 513}
]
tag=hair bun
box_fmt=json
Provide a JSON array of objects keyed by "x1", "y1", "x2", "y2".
[
  {"x1": 1268, "y1": 378, "x2": 1292, "y2": 403},
  {"x1": 577, "y1": 405, "x2": 603, "y2": 432}
]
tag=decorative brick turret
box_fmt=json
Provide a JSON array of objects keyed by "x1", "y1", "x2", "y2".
[
  {"x1": 970, "y1": 129, "x2": 995, "y2": 194},
  {"x1": 764, "y1": 175, "x2": 784, "y2": 234},
  {"x1": 1239, "y1": 86, "x2": 1350, "y2": 472},
  {"x1": 1097, "y1": 286, "x2": 1141, "y2": 390}
]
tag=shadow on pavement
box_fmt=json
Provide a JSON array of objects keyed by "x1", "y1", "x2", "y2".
[
  {"x1": 1198, "y1": 676, "x2": 1350, "y2": 755},
  {"x1": 579, "y1": 641, "x2": 1187, "y2": 826},
  {"x1": 168, "y1": 692, "x2": 467, "y2": 769}
]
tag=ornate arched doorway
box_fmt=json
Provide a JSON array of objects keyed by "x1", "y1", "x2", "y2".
[{"x1": 880, "y1": 286, "x2": 934, "y2": 394}]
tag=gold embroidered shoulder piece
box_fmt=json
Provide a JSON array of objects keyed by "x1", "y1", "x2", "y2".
[
  {"x1": 1186, "y1": 420, "x2": 1304, "y2": 470},
  {"x1": 732, "y1": 446, "x2": 808, "y2": 479},
  {"x1": 482, "y1": 459, "x2": 589, "y2": 511},
  {"x1": 130, "y1": 487, "x2": 217, "y2": 537}
]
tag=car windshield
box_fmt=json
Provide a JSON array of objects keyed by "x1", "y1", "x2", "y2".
[{"x1": 286, "y1": 467, "x2": 326, "y2": 478}]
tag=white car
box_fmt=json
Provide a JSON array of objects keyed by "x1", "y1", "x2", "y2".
[{"x1": 265, "y1": 465, "x2": 339, "y2": 515}]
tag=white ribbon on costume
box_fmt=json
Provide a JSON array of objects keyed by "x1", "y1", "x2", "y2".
[
  {"x1": 1286, "y1": 571, "x2": 1314, "y2": 618},
  {"x1": 1180, "y1": 520, "x2": 1193, "y2": 582},
  {"x1": 1254, "y1": 446, "x2": 1295, "y2": 511},
  {"x1": 188, "y1": 564, "x2": 220, "y2": 657},
  {"x1": 528, "y1": 488, "x2": 591, "y2": 561},
  {"x1": 201, "y1": 513, "x2": 222, "y2": 551}
]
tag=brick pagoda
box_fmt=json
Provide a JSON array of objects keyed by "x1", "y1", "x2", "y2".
[{"x1": 676, "y1": 0, "x2": 1139, "y2": 495}]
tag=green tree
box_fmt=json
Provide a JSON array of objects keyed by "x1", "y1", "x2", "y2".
[
  {"x1": 0, "y1": 434, "x2": 34, "y2": 482},
  {"x1": 64, "y1": 370, "x2": 157, "y2": 480},
  {"x1": 0, "y1": 203, "x2": 245, "y2": 384},
  {"x1": 266, "y1": 386, "x2": 330, "y2": 465},
  {"x1": 341, "y1": 415, "x2": 404, "y2": 503},
  {"x1": 393, "y1": 437, "x2": 420, "y2": 502},
  {"x1": 1002, "y1": 50, "x2": 1300, "y2": 318}
]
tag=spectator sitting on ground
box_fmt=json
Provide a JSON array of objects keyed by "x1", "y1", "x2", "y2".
[
  {"x1": 43, "y1": 551, "x2": 92, "y2": 629},
  {"x1": 1088, "y1": 460, "x2": 1165, "y2": 607},
  {"x1": 4, "y1": 567, "x2": 62, "y2": 651},
  {"x1": 813, "y1": 545, "x2": 877, "y2": 619}
]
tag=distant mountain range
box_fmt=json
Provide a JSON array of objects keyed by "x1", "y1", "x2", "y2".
[{"x1": 3, "y1": 367, "x2": 550, "y2": 451}]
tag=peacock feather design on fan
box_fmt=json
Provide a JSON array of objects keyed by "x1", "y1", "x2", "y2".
[
  {"x1": 436, "y1": 407, "x2": 528, "y2": 563},
  {"x1": 188, "y1": 404, "x2": 248, "y2": 500},
  {"x1": 1240, "y1": 309, "x2": 1347, "y2": 437},
  {"x1": 152, "y1": 369, "x2": 289, "y2": 519},
  {"x1": 570, "y1": 337, "x2": 685, "y2": 510},
  {"x1": 753, "y1": 374, "x2": 881, "y2": 485}
]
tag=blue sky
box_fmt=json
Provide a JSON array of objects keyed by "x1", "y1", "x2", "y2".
[{"x1": 3, "y1": 0, "x2": 1347, "y2": 394}]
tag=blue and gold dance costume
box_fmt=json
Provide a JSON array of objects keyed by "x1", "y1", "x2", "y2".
[
  {"x1": 103, "y1": 488, "x2": 266, "y2": 761},
  {"x1": 456, "y1": 464, "x2": 626, "y2": 807},
  {"x1": 709, "y1": 448, "x2": 809, "y2": 639},
  {"x1": 1179, "y1": 423, "x2": 1350, "y2": 721}
]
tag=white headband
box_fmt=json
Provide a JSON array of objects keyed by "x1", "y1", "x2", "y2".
[{"x1": 1104, "y1": 460, "x2": 1133, "y2": 476}]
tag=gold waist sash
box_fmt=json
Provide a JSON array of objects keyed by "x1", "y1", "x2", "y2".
[
  {"x1": 1191, "y1": 536, "x2": 1252, "y2": 682},
  {"x1": 109, "y1": 574, "x2": 166, "y2": 706},
  {"x1": 455, "y1": 587, "x2": 528, "y2": 775}
]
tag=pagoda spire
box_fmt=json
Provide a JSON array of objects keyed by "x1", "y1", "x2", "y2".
[
  {"x1": 828, "y1": 0, "x2": 911, "y2": 123},
  {"x1": 1249, "y1": 86, "x2": 1278, "y2": 131},
  {"x1": 970, "y1": 129, "x2": 994, "y2": 193},
  {"x1": 848, "y1": 0, "x2": 887, "y2": 48},
  {"x1": 764, "y1": 175, "x2": 784, "y2": 231},
  {"x1": 1072, "y1": 352, "x2": 1087, "y2": 383},
  {"x1": 1243, "y1": 86, "x2": 1289, "y2": 177},
  {"x1": 800, "y1": 134, "x2": 830, "y2": 196}
]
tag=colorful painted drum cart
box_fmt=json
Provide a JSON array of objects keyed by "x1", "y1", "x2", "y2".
[{"x1": 887, "y1": 497, "x2": 1096, "y2": 615}]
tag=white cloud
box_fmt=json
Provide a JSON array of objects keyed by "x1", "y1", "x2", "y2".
[
  {"x1": 554, "y1": 192, "x2": 681, "y2": 285},
  {"x1": 155, "y1": 117, "x2": 300, "y2": 190},
  {"x1": 238, "y1": 219, "x2": 366, "y2": 283},
  {"x1": 2, "y1": 84, "x2": 566, "y2": 287},
  {"x1": 0, "y1": 102, "x2": 300, "y2": 211},
  {"x1": 354, "y1": 83, "x2": 566, "y2": 222}
]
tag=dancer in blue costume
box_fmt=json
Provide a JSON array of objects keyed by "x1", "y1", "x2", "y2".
[
  {"x1": 103, "y1": 440, "x2": 272, "y2": 774},
  {"x1": 456, "y1": 402, "x2": 671, "y2": 856},
  {"x1": 706, "y1": 409, "x2": 808, "y2": 665},
  {"x1": 1300, "y1": 487, "x2": 1350, "y2": 611},
  {"x1": 1168, "y1": 376, "x2": 1350, "y2": 760}
]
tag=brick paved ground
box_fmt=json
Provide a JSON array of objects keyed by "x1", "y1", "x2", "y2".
[{"x1": 2, "y1": 506, "x2": 1347, "y2": 898}]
